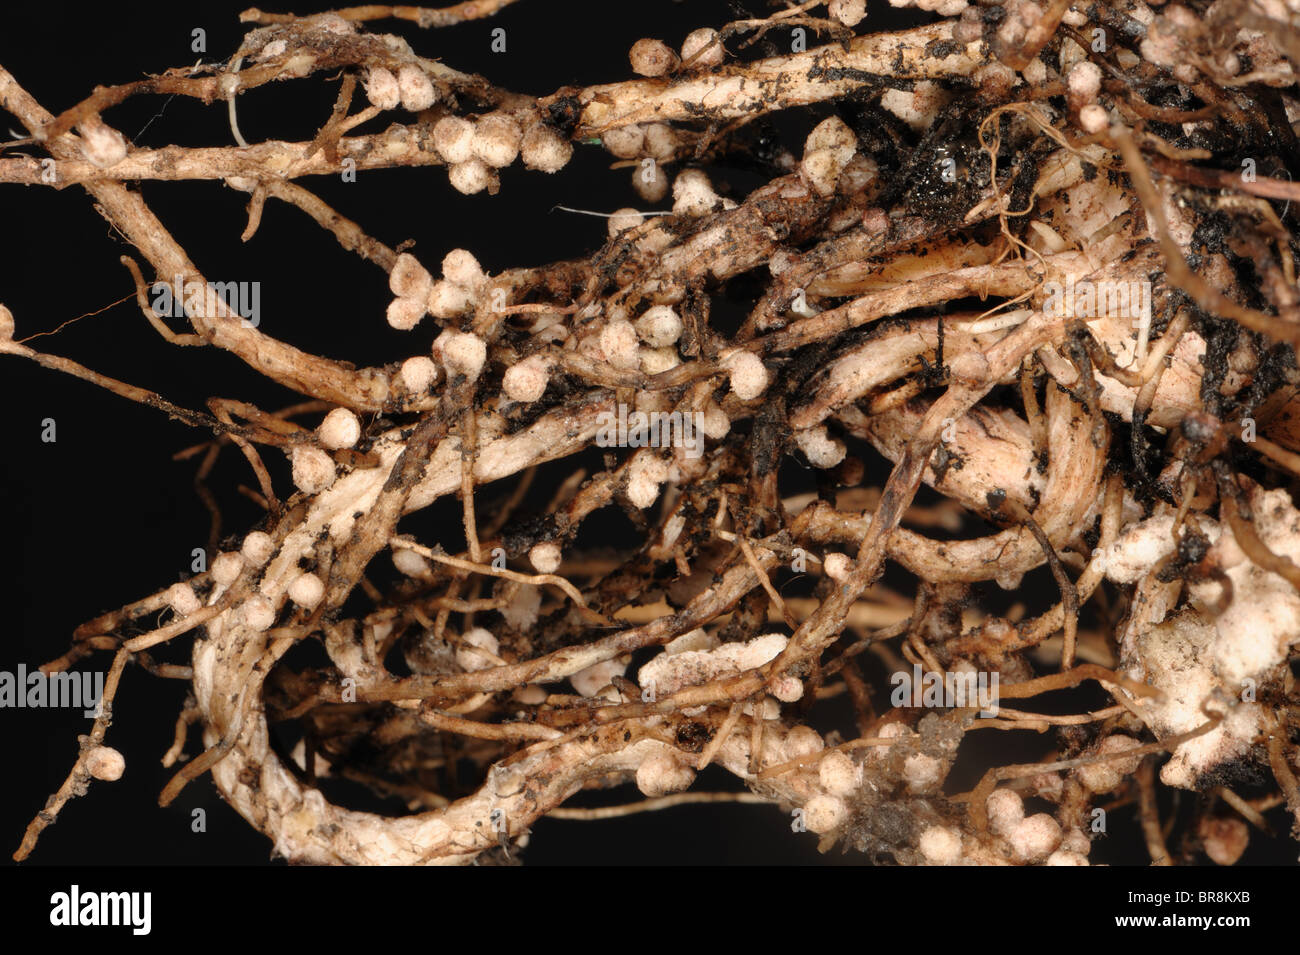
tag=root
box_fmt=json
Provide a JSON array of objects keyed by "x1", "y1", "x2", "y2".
[{"x1": 6, "y1": 0, "x2": 1300, "y2": 866}]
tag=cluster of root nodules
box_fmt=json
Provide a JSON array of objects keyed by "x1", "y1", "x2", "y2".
[{"x1": 8, "y1": 1, "x2": 1300, "y2": 866}]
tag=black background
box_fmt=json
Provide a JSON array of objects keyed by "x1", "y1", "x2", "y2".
[
  {"x1": 1, "y1": 0, "x2": 922, "y2": 866},
  {"x1": 1, "y1": 0, "x2": 1295, "y2": 869}
]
